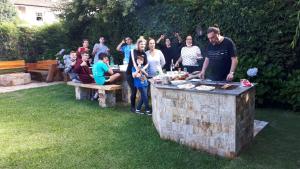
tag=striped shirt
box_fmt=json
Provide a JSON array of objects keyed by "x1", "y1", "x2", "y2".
[{"x1": 181, "y1": 46, "x2": 201, "y2": 66}]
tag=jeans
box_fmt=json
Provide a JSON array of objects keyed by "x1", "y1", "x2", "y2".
[
  {"x1": 126, "y1": 74, "x2": 137, "y2": 108},
  {"x1": 136, "y1": 86, "x2": 150, "y2": 111}
]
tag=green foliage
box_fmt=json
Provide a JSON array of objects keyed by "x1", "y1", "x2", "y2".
[
  {"x1": 0, "y1": 22, "x2": 68, "y2": 62},
  {"x1": 280, "y1": 70, "x2": 300, "y2": 111},
  {"x1": 33, "y1": 23, "x2": 69, "y2": 60},
  {"x1": 0, "y1": 22, "x2": 18, "y2": 60},
  {"x1": 291, "y1": 0, "x2": 300, "y2": 48},
  {"x1": 0, "y1": 0, "x2": 16, "y2": 22}
]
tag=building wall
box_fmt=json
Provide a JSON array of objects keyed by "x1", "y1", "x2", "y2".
[{"x1": 14, "y1": 4, "x2": 59, "y2": 26}]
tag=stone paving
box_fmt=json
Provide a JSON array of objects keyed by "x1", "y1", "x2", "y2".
[
  {"x1": 0, "y1": 81, "x2": 64, "y2": 93},
  {"x1": 253, "y1": 120, "x2": 269, "y2": 137}
]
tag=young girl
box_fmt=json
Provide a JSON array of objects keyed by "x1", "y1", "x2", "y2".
[{"x1": 132, "y1": 56, "x2": 151, "y2": 115}]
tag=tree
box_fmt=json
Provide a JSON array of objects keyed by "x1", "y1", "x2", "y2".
[{"x1": 0, "y1": 0, "x2": 17, "y2": 22}]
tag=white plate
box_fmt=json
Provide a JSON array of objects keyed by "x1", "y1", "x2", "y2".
[
  {"x1": 195, "y1": 85, "x2": 215, "y2": 91},
  {"x1": 170, "y1": 80, "x2": 187, "y2": 85},
  {"x1": 189, "y1": 79, "x2": 202, "y2": 82},
  {"x1": 177, "y1": 83, "x2": 195, "y2": 89}
]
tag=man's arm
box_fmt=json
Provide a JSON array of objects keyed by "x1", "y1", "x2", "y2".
[
  {"x1": 160, "y1": 51, "x2": 166, "y2": 67},
  {"x1": 107, "y1": 67, "x2": 114, "y2": 75},
  {"x1": 156, "y1": 35, "x2": 165, "y2": 44},
  {"x1": 199, "y1": 57, "x2": 209, "y2": 79},
  {"x1": 116, "y1": 40, "x2": 125, "y2": 51},
  {"x1": 175, "y1": 56, "x2": 182, "y2": 67},
  {"x1": 174, "y1": 32, "x2": 182, "y2": 43},
  {"x1": 226, "y1": 57, "x2": 238, "y2": 81},
  {"x1": 92, "y1": 44, "x2": 98, "y2": 55},
  {"x1": 141, "y1": 69, "x2": 148, "y2": 77}
]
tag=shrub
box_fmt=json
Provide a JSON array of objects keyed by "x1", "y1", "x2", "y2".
[
  {"x1": 280, "y1": 70, "x2": 300, "y2": 111},
  {"x1": 0, "y1": 22, "x2": 18, "y2": 60}
]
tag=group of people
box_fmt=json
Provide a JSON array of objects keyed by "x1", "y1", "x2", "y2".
[{"x1": 63, "y1": 26, "x2": 238, "y2": 115}]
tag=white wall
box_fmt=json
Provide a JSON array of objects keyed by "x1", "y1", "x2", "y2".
[{"x1": 15, "y1": 5, "x2": 59, "y2": 26}]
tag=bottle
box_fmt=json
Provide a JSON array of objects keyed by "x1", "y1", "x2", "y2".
[
  {"x1": 183, "y1": 67, "x2": 187, "y2": 73},
  {"x1": 170, "y1": 59, "x2": 175, "y2": 72},
  {"x1": 109, "y1": 56, "x2": 114, "y2": 66},
  {"x1": 156, "y1": 70, "x2": 160, "y2": 76}
]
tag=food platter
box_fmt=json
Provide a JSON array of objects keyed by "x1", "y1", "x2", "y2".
[
  {"x1": 170, "y1": 80, "x2": 187, "y2": 85},
  {"x1": 177, "y1": 83, "x2": 195, "y2": 89},
  {"x1": 195, "y1": 85, "x2": 216, "y2": 91}
]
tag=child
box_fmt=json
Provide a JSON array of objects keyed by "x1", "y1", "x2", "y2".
[
  {"x1": 64, "y1": 51, "x2": 80, "y2": 83},
  {"x1": 92, "y1": 53, "x2": 121, "y2": 85},
  {"x1": 74, "y1": 51, "x2": 94, "y2": 84},
  {"x1": 132, "y1": 56, "x2": 151, "y2": 115}
]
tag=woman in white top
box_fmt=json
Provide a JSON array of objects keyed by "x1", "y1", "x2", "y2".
[
  {"x1": 146, "y1": 38, "x2": 166, "y2": 78},
  {"x1": 175, "y1": 35, "x2": 203, "y2": 73}
]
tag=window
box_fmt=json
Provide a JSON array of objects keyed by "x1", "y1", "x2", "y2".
[{"x1": 36, "y1": 12, "x2": 43, "y2": 21}]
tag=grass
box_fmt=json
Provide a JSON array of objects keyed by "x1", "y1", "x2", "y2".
[{"x1": 0, "y1": 84, "x2": 299, "y2": 169}]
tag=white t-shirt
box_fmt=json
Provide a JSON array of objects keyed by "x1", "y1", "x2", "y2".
[
  {"x1": 181, "y1": 46, "x2": 202, "y2": 66},
  {"x1": 146, "y1": 49, "x2": 166, "y2": 77}
]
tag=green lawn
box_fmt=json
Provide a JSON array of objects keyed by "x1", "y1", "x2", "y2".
[{"x1": 0, "y1": 84, "x2": 299, "y2": 169}]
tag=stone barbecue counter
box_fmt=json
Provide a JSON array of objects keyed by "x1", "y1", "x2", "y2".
[
  {"x1": 152, "y1": 81, "x2": 254, "y2": 96},
  {"x1": 150, "y1": 80, "x2": 256, "y2": 158}
]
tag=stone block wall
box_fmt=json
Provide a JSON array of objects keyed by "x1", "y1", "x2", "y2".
[
  {"x1": 0, "y1": 73, "x2": 31, "y2": 86},
  {"x1": 151, "y1": 85, "x2": 255, "y2": 158}
]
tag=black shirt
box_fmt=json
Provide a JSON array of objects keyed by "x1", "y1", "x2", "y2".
[
  {"x1": 157, "y1": 43, "x2": 183, "y2": 71},
  {"x1": 206, "y1": 37, "x2": 237, "y2": 81},
  {"x1": 126, "y1": 49, "x2": 148, "y2": 75}
]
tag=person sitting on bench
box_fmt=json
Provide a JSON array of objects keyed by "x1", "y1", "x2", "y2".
[
  {"x1": 74, "y1": 51, "x2": 94, "y2": 84},
  {"x1": 64, "y1": 50, "x2": 80, "y2": 83},
  {"x1": 92, "y1": 53, "x2": 121, "y2": 85}
]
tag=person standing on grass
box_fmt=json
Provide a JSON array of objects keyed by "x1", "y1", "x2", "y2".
[
  {"x1": 132, "y1": 55, "x2": 151, "y2": 115},
  {"x1": 175, "y1": 35, "x2": 203, "y2": 73},
  {"x1": 126, "y1": 37, "x2": 148, "y2": 113},
  {"x1": 77, "y1": 39, "x2": 90, "y2": 60},
  {"x1": 156, "y1": 32, "x2": 183, "y2": 71},
  {"x1": 146, "y1": 38, "x2": 165, "y2": 78},
  {"x1": 74, "y1": 52, "x2": 94, "y2": 84},
  {"x1": 199, "y1": 26, "x2": 238, "y2": 81},
  {"x1": 116, "y1": 37, "x2": 136, "y2": 64},
  {"x1": 92, "y1": 53, "x2": 121, "y2": 85},
  {"x1": 92, "y1": 36, "x2": 110, "y2": 64}
]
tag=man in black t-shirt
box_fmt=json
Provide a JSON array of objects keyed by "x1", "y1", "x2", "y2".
[{"x1": 199, "y1": 27, "x2": 238, "y2": 81}]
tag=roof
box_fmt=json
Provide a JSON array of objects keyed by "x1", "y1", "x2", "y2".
[{"x1": 11, "y1": 0, "x2": 57, "y2": 8}]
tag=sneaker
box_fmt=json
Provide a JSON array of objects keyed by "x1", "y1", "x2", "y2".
[
  {"x1": 135, "y1": 109, "x2": 144, "y2": 115},
  {"x1": 72, "y1": 79, "x2": 81, "y2": 83},
  {"x1": 92, "y1": 92, "x2": 98, "y2": 100},
  {"x1": 145, "y1": 110, "x2": 152, "y2": 116}
]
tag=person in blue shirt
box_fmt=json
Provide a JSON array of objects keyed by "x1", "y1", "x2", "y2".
[
  {"x1": 116, "y1": 37, "x2": 136, "y2": 64},
  {"x1": 92, "y1": 53, "x2": 121, "y2": 85},
  {"x1": 132, "y1": 55, "x2": 151, "y2": 115}
]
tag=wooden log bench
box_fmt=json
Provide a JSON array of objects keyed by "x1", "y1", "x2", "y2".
[
  {"x1": 0, "y1": 60, "x2": 31, "y2": 86},
  {"x1": 67, "y1": 81, "x2": 122, "y2": 107},
  {"x1": 26, "y1": 60, "x2": 62, "y2": 82}
]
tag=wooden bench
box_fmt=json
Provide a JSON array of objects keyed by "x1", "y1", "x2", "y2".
[
  {"x1": 26, "y1": 60, "x2": 62, "y2": 82},
  {"x1": 67, "y1": 81, "x2": 122, "y2": 107},
  {"x1": 0, "y1": 60, "x2": 26, "y2": 73},
  {"x1": 0, "y1": 60, "x2": 31, "y2": 86}
]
